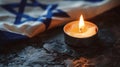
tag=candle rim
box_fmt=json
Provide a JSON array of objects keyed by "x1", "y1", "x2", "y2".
[{"x1": 63, "y1": 20, "x2": 98, "y2": 38}]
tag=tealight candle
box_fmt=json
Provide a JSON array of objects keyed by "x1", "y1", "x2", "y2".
[{"x1": 63, "y1": 15, "x2": 98, "y2": 48}]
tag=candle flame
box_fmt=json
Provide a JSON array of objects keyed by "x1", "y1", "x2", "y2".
[{"x1": 79, "y1": 15, "x2": 85, "y2": 32}]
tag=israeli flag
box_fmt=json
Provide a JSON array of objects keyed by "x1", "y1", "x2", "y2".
[{"x1": 0, "y1": 0, "x2": 119, "y2": 45}]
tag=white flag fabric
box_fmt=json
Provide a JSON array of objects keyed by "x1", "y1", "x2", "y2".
[{"x1": 0, "y1": 0, "x2": 120, "y2": 44}]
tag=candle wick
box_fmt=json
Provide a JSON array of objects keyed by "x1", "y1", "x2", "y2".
[
  {"x1": 79, "y1": 26, "x2": 87, "y2": 33},
  {"x1": 79, "y1": 28, "x2": 83, "y2": 33}
]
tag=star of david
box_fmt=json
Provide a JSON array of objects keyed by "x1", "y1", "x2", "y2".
[{"x1": 1, "y1": 0, "x2": 70, "y2": 29}]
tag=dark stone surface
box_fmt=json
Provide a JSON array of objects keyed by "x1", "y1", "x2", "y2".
[{"x1": 0, "y1": 5, "x2": 120, "y2": 67}]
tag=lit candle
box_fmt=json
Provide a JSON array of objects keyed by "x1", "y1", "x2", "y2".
[{"x1": 63, "y1": 15, "x2": 98, "y2": 48}]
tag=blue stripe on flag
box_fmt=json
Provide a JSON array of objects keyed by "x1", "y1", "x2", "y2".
[
  {"x1": 0, "y1": 30, "x2": 28, "y2": 45},
  {"x1": 14, "y1": 0, "x2": 27, "y2": 24}
]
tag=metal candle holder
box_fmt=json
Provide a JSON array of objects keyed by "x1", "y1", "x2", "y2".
[{"x1": 64, "y1": 32, "x2": 99, "y2": 48}]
